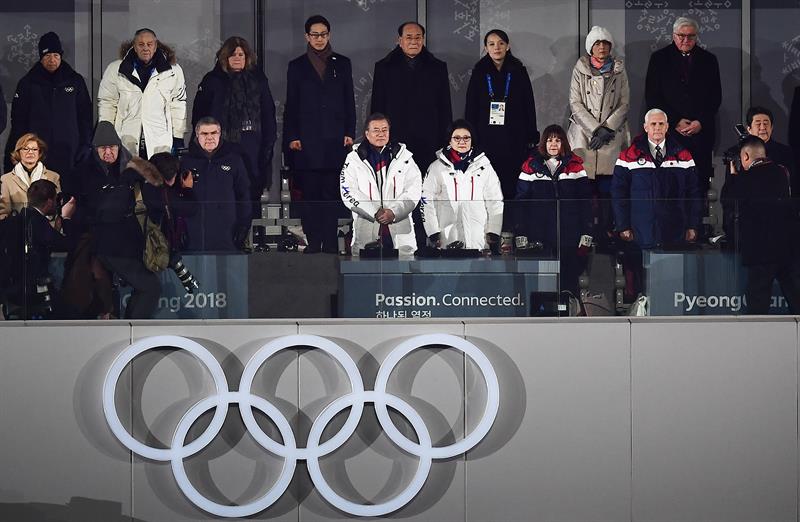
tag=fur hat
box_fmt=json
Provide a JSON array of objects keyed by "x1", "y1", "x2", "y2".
[{"x1": 585, "y1": 26, "x2": 614, "y2": 55}]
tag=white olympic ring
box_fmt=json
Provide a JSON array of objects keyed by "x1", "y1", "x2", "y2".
[{"x1": 102, "y1": 334, "x2": 499, "y2": 518}]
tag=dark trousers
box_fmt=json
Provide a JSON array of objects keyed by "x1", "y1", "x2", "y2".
[
  {"x1": 297, "y1": 169, "x2": 342, "y2": 251},
  {"x1": 98, "y1": 255, "x2": 161, "y2": 319},
  {"x1": 745, "y1": 260, "x2": 800, "y2": 314}
]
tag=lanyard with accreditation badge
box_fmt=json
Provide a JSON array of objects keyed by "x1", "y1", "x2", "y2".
[{"x1": 487, "y1": 72, "x2": 511, "y2": 126}]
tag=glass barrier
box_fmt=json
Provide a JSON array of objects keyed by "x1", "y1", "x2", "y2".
[{"x1": 2, "y1": 196, "x2": 798, "y2": 320}]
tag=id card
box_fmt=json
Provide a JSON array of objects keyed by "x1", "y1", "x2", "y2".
[{"x1": 489, "y1": 101, "x2": 506, "y2": 125}]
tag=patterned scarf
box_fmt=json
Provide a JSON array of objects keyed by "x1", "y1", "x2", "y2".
[
  {"x1": 222, "y1": 69, "x2": 263, "y2": 143},
  {"x1": 590, "y1": 55, "x2": 614, "y2": 74},
  {"x1": 448, "y1": 147, "x2": 473, "y2": 173}
]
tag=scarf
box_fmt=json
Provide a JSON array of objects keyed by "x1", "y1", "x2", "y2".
[
  {"x1": 590, "y1": 56, "x2": 614, "y2": 74},
  {"x1": 133, "y1": 58, "x2": 156, "y2": 91},
  {"x1": 307, "y1": 43, "x2": 333, "y2": 79},
  {"x1": 448, "y1": 147, "x2": 473, "y2": 173},
  {"x1": 13, "y1": 161, "x2": 45, "y2": 188},
  {"x1": 222, "y1": 69, "x2": 262, "y2": 143}
]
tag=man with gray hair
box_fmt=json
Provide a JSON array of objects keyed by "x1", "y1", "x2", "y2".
[
  {"x1": 179, "y1": 116, "x2": 251, "y2": 252},
  {"x1": 611, "y1": 107, "x2": 702, "y2": 299},
  {"x1": 645, "y1": 16, "x2": 721, "y2": 198}
]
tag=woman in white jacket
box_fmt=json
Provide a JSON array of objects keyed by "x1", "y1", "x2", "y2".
[
  {"x1": 421, "y1": 119, "x2": 504, "y2": 250},
  {"x1": 566, "y1": 26, "x2": 629, "y2": 249}
]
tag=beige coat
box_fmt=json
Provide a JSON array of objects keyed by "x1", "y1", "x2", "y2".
[
  {"x1": 567, "y1": 56, "x2": 630, "y2": 179},
  {"x1": 0, "y1": 166, "x2": 61, "y2": 219}
]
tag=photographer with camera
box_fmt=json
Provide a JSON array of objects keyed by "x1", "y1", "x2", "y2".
[
  {"x1": 2, "y1": 179, "x2": 77, "y2": 319},
  {"x1": 722, "y1": 136, "x2": 800, "y2": 314},
  {"x1": 146, "y1": 152, "x2": 199, "y2": 293},
  {"x1": 721, "y1": 107, "x2": 796, "y2": 240}
]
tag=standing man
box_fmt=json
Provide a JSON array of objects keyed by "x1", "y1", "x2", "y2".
[
  {"x1": 645, "y1": 17, "x2": 721, "y2": 198},
  {"x1": 98, "y1": 28, "x2": 187, "y2": 159},
  {"x1": 284, "y1": 15, "x2": 356, "y2": 254},
  {"x1": 612, "y1": 108, "x2": 702, "y2": 298},
  {"x1": 371, "y1": 21, "x2": 451, "y2": 251},
  {"x1": 180, "y1": 117, "x2": 251, "y2": 253},
  {"x1": 724, "y1": 136, "x2": 800, "y2": 314},
  {"x1": 340, "y1": 113, "x2": 421, "y2": 257},
  {"x1": 5, "y1": 32, "x2": 92, "y2": 186}
]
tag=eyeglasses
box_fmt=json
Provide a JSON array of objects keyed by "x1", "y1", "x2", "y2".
[
  {"x1": 19, "y1": 147, "x2": 40, "y2": 153},
  {"x1": 368, "y1": 128, "x2": 389, "y2": 135},
  {"x1": 451, "y1": 136, "x2": 472, "y2": 143},
  {"x1": 674, "y1": 33, "x2": 697, "y2": 41},
  {"x1": 308, "y1": 32, "x2": 329, "y2": 39}
]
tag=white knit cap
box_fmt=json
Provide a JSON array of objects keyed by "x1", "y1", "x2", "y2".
[{"x1": 586, "y1": 26, "x2": 614, "y2": 55}]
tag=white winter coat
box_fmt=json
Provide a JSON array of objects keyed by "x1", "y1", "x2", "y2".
[
  {"x1": 97, "y1": 48, "x2": 187, "y2": 159},
  {"x1": 421, "y1": 149, "x2": 504, "y2": 249},
  {"x1": 567, "y1": 56, "x2": 630, "y2": 179},
  {"x1": 340, "y1": 142, "x2": 422, "y2": 256}
]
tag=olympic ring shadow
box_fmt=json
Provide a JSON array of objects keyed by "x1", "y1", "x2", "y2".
[
  {"x1": 83, "y1": 333, "x2": 517, "y2": 518},
  {"x1": 294, "y1": 336, "x2": 460, "y2": 518}
]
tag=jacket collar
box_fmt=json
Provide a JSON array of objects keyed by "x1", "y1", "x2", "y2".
[
  {"x1": 632, "y1": 133, "x2": 682, "y2": 159},
  {"x1": 355, "y1": 141, "x2": 402, "y2": 162},
  {"x1": 118, "y1": 46, "x2": 172, "y2": 79}
]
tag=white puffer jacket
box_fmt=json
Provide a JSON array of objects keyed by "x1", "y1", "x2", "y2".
[
  {"x1": 340, "y1": 142, "x2": 422, "y2": 256},
  {"x1": 98, "y1": 45, "x2": 187, "y2": 159},
  {"x1": 421, "y1": 149, "x2": 503, "y2": 249}
]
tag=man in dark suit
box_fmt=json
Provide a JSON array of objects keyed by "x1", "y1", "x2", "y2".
[
  {"x1": 645, "y1": 16, "x2": 721, "y2": 198},
  {"x1": 284, "y1": 15, "x2": 356, "y2": 254},
  {"x1": 370, "y1": 21, "x2": 452, "y2": 250}
]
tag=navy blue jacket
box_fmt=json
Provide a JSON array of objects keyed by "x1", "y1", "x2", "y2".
[
  {"x1": 5, "y1": 61, "x2": 92, "y2": 179},
  {"x1": 192, "y1": 64, "x2": 276, "y2": 184},
  {"x1": 612, "y1": 134, "x2": 702, "y2": 248},
  {"x1": 370, "y1": 46, "x2": 452, "y2": 169},
  {"x1": 283, "y1": 51, "x2": 356, "y2": 171},
  {"x1": 514, "y1": 151, "x2": 591, "y2": 254},
  {"x1": 179, "y1": 140, "x2": 251, "y2": 252}
]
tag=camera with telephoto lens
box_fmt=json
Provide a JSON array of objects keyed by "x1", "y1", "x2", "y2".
[
  {"x1": 722, "y1": 123, "x2": 750, "y2": 167},
  {"x1": 171, "y1": 258, "x2": 199, "y2": 293}
]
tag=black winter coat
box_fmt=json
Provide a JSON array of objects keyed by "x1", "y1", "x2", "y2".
[
  {"x1": 465, "y1": 53, "x2": 539, "y2": 197},
  {"x1": 370, "y1": 46, "x2": 452, "y2": 169},
  {"x1": 73, "y1": 149, "x2": 148, "y2": 259},
  {"x1": 179, "y1": 141, "x2": 251, "y2": 252},
  {"x1": 192, "y1": 64, "x2": 277, "y2": 185},
  {"x1": 5, "y1": 61, "x2": 92, "y2": 179},
  {"x1": 721, "y1": 159, "x2": 800, "y2": 266},
  {"x1": 789, "y1": 86, "x2": 800, "y2": 195},
  {"x1": 283, "y1": 51, "x2": 356, "y2": 171},
  {"x1": 0, "y1": 83, "x2": 6, "y2": 137},
  {"x1": 645, "y1": 43, "x2": 721, "y2": 152}
]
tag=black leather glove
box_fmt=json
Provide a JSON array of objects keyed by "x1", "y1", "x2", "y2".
[{"x1": 589, "y1": 126, "x2": 615, "y2": 150}]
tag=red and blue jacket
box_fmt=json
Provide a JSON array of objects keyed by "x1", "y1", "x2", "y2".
[
  {"x1": 514, "y1": 151, "x2": 592, "y2": 254},
  {"x1": 611, "y1": 134, "x2": 702, "y2": 248}
]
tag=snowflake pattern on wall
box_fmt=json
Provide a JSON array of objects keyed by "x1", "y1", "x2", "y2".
[
  {"x1": 633, "y1": 5, "x2": 729, "y2": 50},
  {"x1": 453, "y1": 0, "x2": 479, "y2": 42},
  {"x1": 449, "y1": 68, "x2": 472, "y2": 94},
  {"x1": 353, "y1": 72, "x2": 374, "y2": 127},
  {"x1": 6, "y1": 25, "x2": 39, "y2": 70},
  {"x1": 480, "y1": 0, "x2": 511, "y2": 34},
  {"x1": 783, "y1": 34, "x2": 800, "y2": 77},
  {"x1": 346, "y1": 0, "x2": 386, "y2": 12}
]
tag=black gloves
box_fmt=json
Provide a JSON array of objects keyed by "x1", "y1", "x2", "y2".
[{"x1": 589, "y1": 126, "x2": 615, "y2": 150}]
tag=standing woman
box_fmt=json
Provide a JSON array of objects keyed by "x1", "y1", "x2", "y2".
[
  {"x1": 567, "y1": 26, "x2": 629, "y2": 246},
  {"x1": 515, "y1": 125, "x2": 592, "y2": 297},
  {"x1": 0, "y1": 133, "x2": 60, "y2": 219},
  {"x1": 192, "y1": 36, "x2": 277, "y2": 218},
  {"x1": 465, "y1": 29, "x2": 539, "y2": 207}
]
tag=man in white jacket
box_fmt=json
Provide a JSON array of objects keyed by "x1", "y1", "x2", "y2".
[
  {"x1": 98, "y1": 28, "x2": 187, "y2": 159},
  {"x1": 340, "y1": 113, "x2": 421, "y2": 256}
]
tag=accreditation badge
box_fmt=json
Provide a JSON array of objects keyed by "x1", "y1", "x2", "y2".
[{"x1": 489, "y1": 102, "x2": 506, "y2": 126}]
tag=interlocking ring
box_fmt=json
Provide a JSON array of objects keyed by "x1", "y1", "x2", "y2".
[{"x1": 103, "y1": 333, "x2": 499, "y2": 517}]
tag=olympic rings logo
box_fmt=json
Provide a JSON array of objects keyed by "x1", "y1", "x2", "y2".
[{"x1": 102, "y1": 334, "x2": 500, "y2": 518}]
